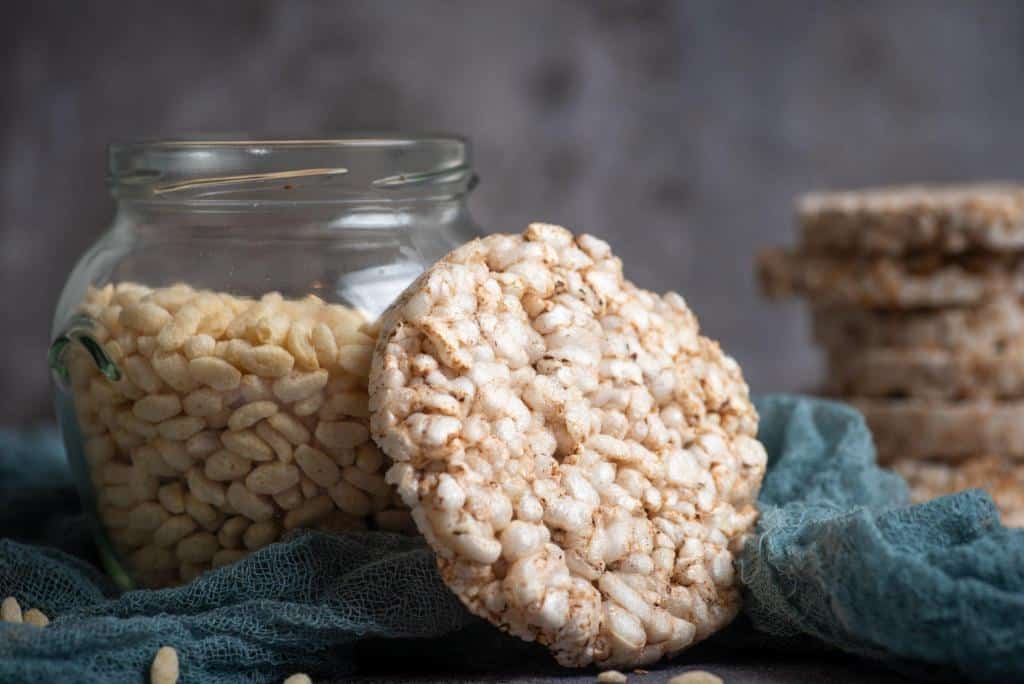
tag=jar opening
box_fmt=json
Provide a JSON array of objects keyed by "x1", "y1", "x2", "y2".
[{"x1": 108, "y1": 135, "x2": 475, "y2": 204}]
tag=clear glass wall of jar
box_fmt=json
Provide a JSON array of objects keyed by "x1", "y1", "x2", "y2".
[{"x1": 48, "y1": 137, "x2": 481, "y2": 588}]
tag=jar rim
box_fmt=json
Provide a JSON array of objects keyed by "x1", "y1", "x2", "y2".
[{"x1": 108, "y1": 134, "x2": 475, "y2": 204}]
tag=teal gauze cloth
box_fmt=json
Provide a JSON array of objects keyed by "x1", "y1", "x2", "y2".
[{"x1": 0, "y1": 395, "x2": 1021, "y2": 682}]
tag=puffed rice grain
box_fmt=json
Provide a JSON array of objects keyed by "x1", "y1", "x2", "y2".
[
  {"x1": 67, "y1": 284, "x2": 407, "y2": 587},
  {"x1": 150, "y1": 645, "x2": 179, "y2": 684},
  {"x1": 1, "y1": 596, "x2": 22, "y2": 623},
  {"x1": 23, "y1": 608, "x2": 49, "y2": 627}
]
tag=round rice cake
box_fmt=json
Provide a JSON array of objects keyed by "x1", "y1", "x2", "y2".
[
  {"x1": 758, "y1": 248, "x2": 1024, "y2": 308},
  {"x1": 812, "y1": 295, "x2": 1024, "y2": 354},
  {"x1": 892, "y1": 456, "x2": 1024, "y2": 527},
  {"x1": 799, "y1": 183, "x2": 1024, "y2": 256},
  {"x1": 370, "y1": 223, "x2": 766, "y2": 668},
  {"x1": 850, "y1": 397, "x2": 1024, "y2": 462},
  {"x1": 826, "y1": 343, "x2": 1024, "y2": 400}
]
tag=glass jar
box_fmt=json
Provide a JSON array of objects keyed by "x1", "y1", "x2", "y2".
[{"x1": 48, "y1": 136, "x2": 480, "y2": 588}]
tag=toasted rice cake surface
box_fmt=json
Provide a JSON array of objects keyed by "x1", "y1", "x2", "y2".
[
  {"x1": 851, "y1": 397, "x2": 1024, "y2": 462},
  {"x1": 799, "y1": 183, "x2": 1024, "y2": 256},
  {"x1": 812, "y1": 295, "x2": 1024, "y2": 353},
  {"x1": 826, "y1": 343, "x2": 1024, "y2": 400},
  {"x1": 758, "y1": 248, "x2": 1024, "y2": 308},
  {"x1": 369, "y1": 224, "x2": 766, "y2": 668},
  {"x1": 893, "y1": 455, "x2": 1024, "y2": 527}
]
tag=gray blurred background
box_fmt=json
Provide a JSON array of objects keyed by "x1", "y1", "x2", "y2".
[{"x1": 5, "y1": 0, "x2": 1024, "y2": 426}]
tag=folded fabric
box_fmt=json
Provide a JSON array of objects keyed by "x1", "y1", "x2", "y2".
[
  {"x1": 0, "y1": 396, "x2": 1020, "y2": 682},
  {"x1": 743, "y1": 395, "x2": 1024, "y2": 683}
]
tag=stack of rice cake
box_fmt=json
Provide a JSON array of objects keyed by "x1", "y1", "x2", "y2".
[{"x1": 759, "y1": 184, "x2": 1024, "y2": 525}]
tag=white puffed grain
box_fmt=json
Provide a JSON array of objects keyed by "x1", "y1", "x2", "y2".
[
  {"x1": 274, "y1": 485, "x2": 304, "y2": 510},
  {"x1": 242, "y1": 519, "x2": 279, "y2": 550},
  {"x1": 23, "y1": 608, "x2": 49, "y2": 627},
  {"x1": 75, "y1": 282, "x2": 388, "y2": 590},
  {"x1": 120, "y1": 302, "x2": 172, "y2": 335},
  {"x1": 128, "y1": 501, "x2": 170, "y2": 531},
  {"x1": 326, "y1": 373, "x2": 361, "y2": 394},
  {"x1": 217, "y1": 515, "x2": 249, "y2": 549},
  {"x1": 255, "y1": 421, "x2": 293, "y2": 462},
  {"x1": 176, "y1": 531, "x2": 219, "y2": 564},
  {"x1": 118, "y1": 409, "x2": 158, "y2": 438},
  {"x1": 152, "y1": 438, "x2": 192, "y2": 472},
  {"x1": 211, "y1": 548, "x2": 249, "y2": 569},
  {"x1": 667, "y1": 672, "x2": 724, "y2": 684},
  {"x1": 237, "y1": 344, "x2": 295, "y2": 377},
  {"x1": 182, "y1": 388, "x2": 223, "y2": 417},
  {"x1": 189, "y1": 356, "x2": 242, "y2": 391},
  {"x1": 245, "y1": 462, "x2": 301, "y2": 495},
  {"x1": 328, "y1": 447, "x2": 356, "y2": 468},
  {"x1": 199, "y1": 307, "x2": 233, "y2": 338},
  {"x1": 128, "y1": 467, "x2": 159, "y2": 502},
  {"x1": 337, "y1": 344, "x2": 373, "y2": 376},
  {"x1": 103, "y1": 484, "x2": 137, "y2": 508},
  {"x1": 147, "y1": 283, "x2": 192, "y2": 311},
  {"x1": 334, "y1": 327, "x2": 374, "y2": 348},
  {"x1": 205, "y1": 407, "x2": 232, "y2": 429},
  {"x1": 244, "y1": 308, "x2": 289, "y2": 346},
  {"x1": 311, "y1": 322, "x2": 338, "y2": 367},
  {"x1": 221, "y1": 429, "x2": 274, "y2": 461},
  {"x1": 102, "y1": 462, "x2": 133, "y2": 484},
  {"x1": 89, "y1": 377, "x2": 120, "y2": 405},
  {"x1": 134, "y1": 444, "x2": 178, "y2": 478},
  {"x1": 184, "y1": 430, "x2": 220, "y2": 457},
  {"x1": 342, "y1": 467, "x2": 389, "y2": 498},
  {"x1": 183, "y1": 334, "x2": 216, "y2": 360},
  {"x1": 315, "y1": 420, "x2": 369, "y2": 449},
  {"x1": 184, "y1": 493, "x2": 221, "y2": 530},
  {"x1": 239, "y1": 374, "x2": 273, "y2": 402},
  {"x1": 150, "y1": 646, "x2": 179, "y2": 684},
  {"x1": 1, "y1": 596, "x2": 23, "y2": 623},
  {"x1": 327, "y1": 480, "x2": 372, "y2": 516},
  {"x1": 596, "y1": 671, "x2": 627, "y2": 684},
  {"x1": 286, "y1": 320, "x2": 319, "y2": 370},
  {"x1": 186, "y1": 466, "x2": 226, "y2": 507},
  {"x1": 133, "y1": 394, "x2": 182, "y2": 423},
  {"x1": 101, "y1": 303, "x2": 126, "y2": 332},
  {"x1": 137, "y1": 335, "x2": 158, "y2": 358},
  {"x1": 284, "y1": 494, "x2": 334, "y2": 529},
  {"x1": 293, "y1": 393, "x2": 324, "y2": 416},
  {"x1": 267, "y1": 412, "x2": 311, "y2": 445},
  {"x1": 204, "y1": 449, "x2": 253, "y2": 481},
  {"x1": 158, "y1": 416, "x2": 205, "y2": 441},
  {"x1": 228, "y1": 401, "x2": 279, "y2": 431},
  {"x1": 153, "y1": 515, "x2": 198, "y2": 548},
  {"x1": 273, "y1": 369, "x2": 329, "y2": 404},
  {"x1": 355, "y1": 443, "x2": 384, "y2": 473},
  {"x1": 158, "y1": 305, "x2": 202, "y2": 351},
  {"x1": 299, "y1": 474, "x2": 319, "y2": 499},
  {"x1": 227, "y1": 482, "x2": 276, "y2": 522},
  {"x1": 151, "y1": 351, "x2": 197, "y2": 393},
  {"x1": 294, "y1": 444, "x2": 341, "y2": 487}
]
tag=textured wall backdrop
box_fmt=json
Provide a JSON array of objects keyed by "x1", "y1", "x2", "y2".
[{"x1": 4, "y1": 0, "x2": 1024, "y2": 425}]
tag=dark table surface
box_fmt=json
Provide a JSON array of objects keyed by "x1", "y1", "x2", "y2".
[
  {"x1": 347, "y1": 655, "x2": 911, "y2": 683},
  {"x1": 345, "y1": 622, "x2": 916, "y2": 684}
]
